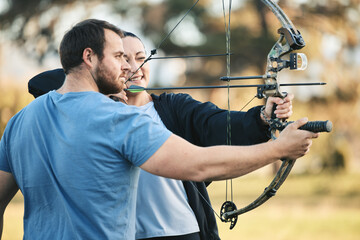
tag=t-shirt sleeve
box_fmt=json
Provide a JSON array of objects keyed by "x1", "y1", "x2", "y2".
[
  {"x1": 113, "y1": 107, "x2": 172, "y2": 167},
  {"x1": 0, "y1": 135, "x2": 11, "y2": 173}
]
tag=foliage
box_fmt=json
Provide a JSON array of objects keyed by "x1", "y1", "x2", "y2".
[
  {"x1": 0, "y1": 82, "x2": 33, "y2": 136},
  {"x1": 0, "y1": 0, "x2": 360, "y2": 172}
]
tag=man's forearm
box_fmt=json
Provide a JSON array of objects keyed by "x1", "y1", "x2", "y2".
[
  {"x1": 191, "y1": 141, "x2": 282, "y2": 182},
  {"x1": 142, "y1": 135, "x2": 281, "y2": 181},
  {"x1": 141, "y1": 119, "x2": 317, "y2": 182}
]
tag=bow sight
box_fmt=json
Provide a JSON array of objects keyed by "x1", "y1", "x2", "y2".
[{"x1": 220, "y1": 27, "x2": 308, "y2": 82}]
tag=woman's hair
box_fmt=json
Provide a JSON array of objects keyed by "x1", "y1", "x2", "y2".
[
  {"x1": 123, "y1": 31, "x2": 140, "y2": 40},
  {"x1": 59, "y1": 19, "x2": 124, "y2": 74},
  {"x1": 123, "y1": 31, "x2": 146, "y2": 50}
]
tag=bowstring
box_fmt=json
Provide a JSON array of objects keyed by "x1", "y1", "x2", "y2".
[
  {"x1": 188, "y1": 0, "x2": 234, "y2": 220},
  {"x1": 156, "y1": 0, "x2": 200, "y2": 50},
  {"x1": 223, "y1": 0, "x2": 233, "y2": 204},
  {"x1": 125, "y1": 0, "x2": 239, "y2": 221},
  {"x1": 125, "y1": 0, "x2": 200, "y2": 85}
]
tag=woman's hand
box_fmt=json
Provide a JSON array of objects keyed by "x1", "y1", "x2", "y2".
[
  {"x1": 261, "y1": 93, "x2": 294, "y2": 124},
  {"x1": 108, "y1": 90, "x2": 128, "y2": 104}
]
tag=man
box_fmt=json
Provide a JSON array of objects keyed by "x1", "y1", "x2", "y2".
[
  {"x1": 28, "y1": 33, "x2": 295, "y2": 240},
  {"x1": 0, "y1": 19, "x2": 318, "y2": 239}
]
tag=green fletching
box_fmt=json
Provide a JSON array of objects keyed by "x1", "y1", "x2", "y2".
[{"x1": 126, "y1": 85, "x2": 145, "y2": 93}]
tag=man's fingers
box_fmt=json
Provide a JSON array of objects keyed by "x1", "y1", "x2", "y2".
[
  {"x1": 289, "y1": 118, "x2": 320, "y2": 139},
  {"x1": 291, "y1": 117, "x2": 309, "y2": 129},
  {"x1": 311, "y1": 132, "x2": 320, "y2": 139}
]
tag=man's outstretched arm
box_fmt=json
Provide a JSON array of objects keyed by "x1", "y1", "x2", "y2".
[
  {"x1": 141, "y1": 118, "x2": 318, "y2": 182},
  {"x1": 0, "y1": 171, "x2": 19, "y2": 239}
]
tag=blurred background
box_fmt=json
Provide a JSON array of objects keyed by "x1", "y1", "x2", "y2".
[{"x1": 0, "y1": 0, "x2": 359, "y2": 239}]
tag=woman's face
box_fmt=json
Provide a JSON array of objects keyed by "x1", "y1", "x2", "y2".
[{"x1": 123, "y1": 36, "x2": 150, "y2": 89}]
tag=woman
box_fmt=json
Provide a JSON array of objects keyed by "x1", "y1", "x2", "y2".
[{"x1": 121, "y1": 31, "x2": 294, "y2": 240}]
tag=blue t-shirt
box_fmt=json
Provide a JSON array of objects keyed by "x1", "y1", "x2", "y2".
[
  {"x1": 0, "y1": 90, "x2": 171, "y2": 239},
  {"x1": 136, "y1": 102, "x2": 199, "y2": 239}
]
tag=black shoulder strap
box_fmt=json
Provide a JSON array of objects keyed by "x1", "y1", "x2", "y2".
[{"x1": 28, "y1": 68, "x2": 65, "y2": 98}]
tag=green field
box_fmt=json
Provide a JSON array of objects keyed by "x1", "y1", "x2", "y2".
[{"x1": 3, "y1": 173, "x2": 360, "y2": 240}]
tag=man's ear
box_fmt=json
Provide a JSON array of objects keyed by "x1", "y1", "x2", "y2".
[{"x1": 82, "y1": 48, "x2": 96, "y2": 67}]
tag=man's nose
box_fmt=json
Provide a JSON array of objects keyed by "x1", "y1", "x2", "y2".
[{"x1": 122, "y1": 59, "x2": 131, "y2": 72}]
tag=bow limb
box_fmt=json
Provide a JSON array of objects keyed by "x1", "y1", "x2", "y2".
[
  {"x1": 222, "y1": 159, "x2": 295, "y2": 220},
  {"x1": 261, "y1": 0, "x2": 305, "y2": 98}
]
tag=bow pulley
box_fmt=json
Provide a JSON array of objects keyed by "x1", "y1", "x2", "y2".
[{"x1": 220, "y1": 201, "x2": 238, "y2": 230}]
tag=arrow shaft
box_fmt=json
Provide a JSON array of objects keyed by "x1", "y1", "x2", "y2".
[
  {"x1": 126, "y1": 82, "x2": 325, "y2": 92},
  {"x1": 220, "y1": 75, "x2": 266, "y2": 81}
]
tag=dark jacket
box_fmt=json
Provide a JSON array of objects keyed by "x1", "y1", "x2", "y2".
[{"x1": 151, "y1": 92, "x2": 270, "y2": 240}]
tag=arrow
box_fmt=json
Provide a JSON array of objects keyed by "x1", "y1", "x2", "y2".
[{"x1": 125, "y1": 82, "x2": 326, "y2": 93}]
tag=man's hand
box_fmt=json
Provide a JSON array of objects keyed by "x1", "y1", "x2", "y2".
[
  {"x1": 261, "y1": 93, "x2": 294, "y2": 124},
  {"x1": 276, "y1": 118, "x2": 319, "y2": 160}
]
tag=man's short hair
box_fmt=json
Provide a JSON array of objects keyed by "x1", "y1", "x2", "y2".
[{"x1": 59, "y1": 19, "x2": 124, "y2": 74}]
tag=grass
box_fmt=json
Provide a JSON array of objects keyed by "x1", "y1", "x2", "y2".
[
  {"x1": 3, "y1": 173, "x2": 360, "y2": 239},
  {"x1": 209, "y1": 172, "x2": 360, "y2": 240}
]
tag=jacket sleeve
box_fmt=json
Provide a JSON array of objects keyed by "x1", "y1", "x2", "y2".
[{"x1": 152, "y1": 93, "x2": 270, "y2": 147}]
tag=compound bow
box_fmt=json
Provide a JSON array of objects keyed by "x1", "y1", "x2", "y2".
[
  {"x1": 126, "y1": 0, "x2": 332, "y2": 230},
  {"x1": 217, "y1": 0, "x2": 332, "y2": 229}
]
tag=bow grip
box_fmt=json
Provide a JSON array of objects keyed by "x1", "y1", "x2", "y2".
[{"x1": 287, "y1": 120, "x2": 333, "y2": 133}]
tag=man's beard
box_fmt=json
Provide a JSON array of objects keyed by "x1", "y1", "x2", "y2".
[{"x1": 94, "y1": 63, "x2": 123, "y2": 95}]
